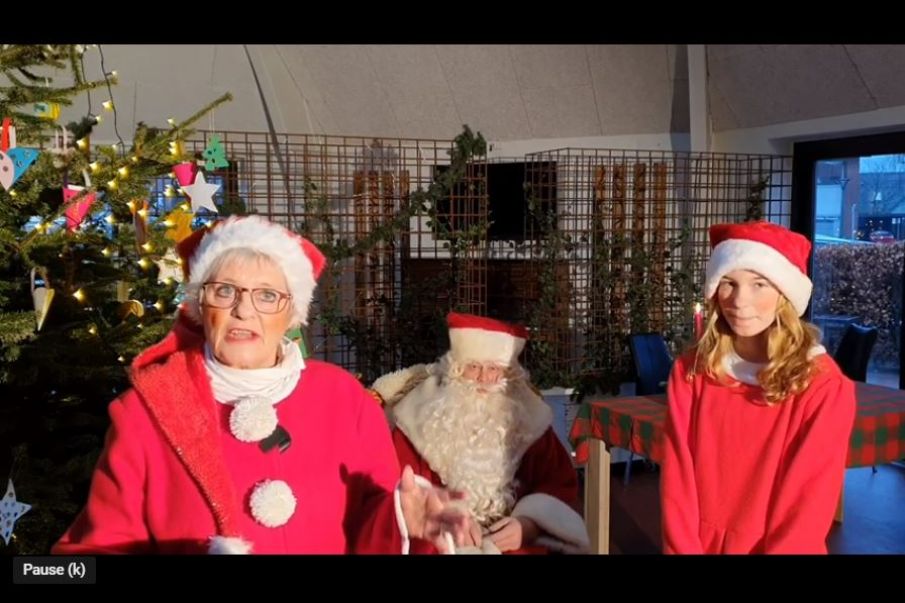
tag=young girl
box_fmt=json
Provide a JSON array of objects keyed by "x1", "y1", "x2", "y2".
[{"x1": 661, "y1": 221, "x2": 856, "y2": 554}]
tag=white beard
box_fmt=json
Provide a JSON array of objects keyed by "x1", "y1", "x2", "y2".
[{"x1": 417, "y1": 377, "x2": 537, "y2": 525}]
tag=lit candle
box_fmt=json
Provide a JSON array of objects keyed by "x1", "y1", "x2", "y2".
[{"x1": 694, "y1": 302, "x2": 704, "y2": 339}]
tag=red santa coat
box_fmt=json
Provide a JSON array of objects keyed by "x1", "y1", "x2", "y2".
[
  {"x1": 661, "y1": 352, "x2": 856, "y2": 554},
  {"x1": 384, "y1": 369, "x2": 589, "y2": 554},
  {"x1": 53, "y1": 318, "x2": 404, "y2": 554}
]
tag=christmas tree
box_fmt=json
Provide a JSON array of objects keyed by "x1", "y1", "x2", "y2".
[{"x1": 0, "y1": 44, "x2": 231, "y2": 553}]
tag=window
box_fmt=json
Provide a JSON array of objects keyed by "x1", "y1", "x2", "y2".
[{"x1": 433, "y1": 161, "x2": 557, "y2": 241}]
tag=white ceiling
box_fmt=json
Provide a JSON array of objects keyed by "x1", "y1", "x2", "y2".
[
  {"x1": 60, "y1": 44, "x2": 905, "y2": 143},
  {"x1": 707, "y1": 44, "x2": 905, "y2": 131}
]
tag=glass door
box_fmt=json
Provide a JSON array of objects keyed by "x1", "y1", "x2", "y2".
[{"x1": 811, "y1": 155, "x2": 903, "y2": 387}]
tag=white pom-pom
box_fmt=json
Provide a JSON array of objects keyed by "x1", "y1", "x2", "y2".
[
  {"x1": 229, "y1": 397, "x2": 278, "y2": 442},
  {"x1": 249, "y1": 480, "x2": 296, "y2": 527}
]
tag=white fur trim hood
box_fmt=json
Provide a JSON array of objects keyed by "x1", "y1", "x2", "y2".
[
  {"x1": 512, "y1": 493, "x2": 590, "y2": 554},
  {"x1": 371, "y1": 364, "x2": 432, "y2": 408}
]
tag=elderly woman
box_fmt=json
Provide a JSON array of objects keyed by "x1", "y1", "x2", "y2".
[{"x1": 53, "y1": 215, "x2": 470, "y2": 554}]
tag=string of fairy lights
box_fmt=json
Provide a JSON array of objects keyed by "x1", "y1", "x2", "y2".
[
  {"x1": 75, "y1": 47, "x2": 155, "y2": 346},
  {"x1": 42, "y1": 44, "x2": 212, "y2": 362}
]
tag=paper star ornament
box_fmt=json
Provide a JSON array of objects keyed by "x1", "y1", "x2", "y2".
[
  {"x1": 163, "y1": 207, "x2": 195, "y2": 243},
  {"x1": 1, "y1": 479, "x2": 31, "y2": 546},
  {"x1": 181, "y1": 171, "x2": 220, "y2": 214}
]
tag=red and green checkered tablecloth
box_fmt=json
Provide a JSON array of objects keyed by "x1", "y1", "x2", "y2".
[
  {"x1": 848, "y1": 382, "x2": 905, "y2": 466},
  {"x1": 568, "y1": 382, "x2": 905, "y2": 469},
  {"x1": 569, "y1": 395, "x2": 667, "y2": 465}
]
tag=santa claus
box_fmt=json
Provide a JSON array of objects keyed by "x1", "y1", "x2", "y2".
[{"x1": 371, "y1": 312, "x2": 590, "y2": 554}]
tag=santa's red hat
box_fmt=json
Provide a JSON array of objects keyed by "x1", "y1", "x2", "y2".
[
  {"x1": 704, "y1": 221, "x2": 812, "y2": 316},
  {"x1": 176, "y1": 215, "x2": 326, "y2": 326},
  {"x1": 447, "y1": 311, "x2": 528, "y2": 366}
]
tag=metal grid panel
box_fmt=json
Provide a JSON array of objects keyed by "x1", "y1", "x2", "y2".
[
  {"x1": 523, "y1": 148, "x2": 793, "y2": 384},
  {"x1": 173, "y1": 132, "x2": 792, "y2": 387},
  {"x1": 180, "y1": 131, "x2": 487, "y2": 380}
]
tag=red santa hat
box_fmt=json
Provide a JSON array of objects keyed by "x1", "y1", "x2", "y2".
[
  {"x1": 176, "y1": 215, "x2": 326, "y2": 326},
  {"x1": 447, "y1": 311, "x2": 529, "y2": 367},
  {"x1": 704, "y1": 221, "x2": 813, "y2": 316}
]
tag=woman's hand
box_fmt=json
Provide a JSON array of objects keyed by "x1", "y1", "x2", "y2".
[{"x1": 399, "y1": 465, "x2": 475, "y2": 553}]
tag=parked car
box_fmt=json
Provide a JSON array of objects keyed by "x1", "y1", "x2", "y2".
[{"x1": 868, "y1": 229, "x2": 896, "y2": 244}]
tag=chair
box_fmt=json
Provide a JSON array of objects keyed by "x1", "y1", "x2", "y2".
[
  {"x1": 833, "y1": 323, "x2": 878, "y2": 383},
  {"x1": 625, "y1": 333, "x2": 674, "y2": 484},
  {"x1": 629, "y1": 333, "x2": 673, "y2": 396},
  {"x1": 833, "y1": 323, "x2": 879, "y2": 473}
]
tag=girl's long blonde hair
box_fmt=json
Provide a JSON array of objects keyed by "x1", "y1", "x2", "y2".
[{"x1": 689, "y1": 295, "x2": 822, "y2": 404}]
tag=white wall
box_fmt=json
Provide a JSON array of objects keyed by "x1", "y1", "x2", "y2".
[
  {"x1": 56, "y1": 45, "x2": 281, "y2": 146},
  {"x1": 487, "y1": 133, "x2": 690, "y2": 158},
  {"x1": 496, "y1": 76, "x2": 905, "y2": 159},
  {"x1": 713, "y1": 105, "x2": 905, "y2": 156}
]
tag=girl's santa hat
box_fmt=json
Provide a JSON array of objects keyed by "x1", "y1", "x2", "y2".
[
  {"x1": 176, "y1": 215, "x2": 326, "y2": 326},
  {"x1": 447, "y1": 311, "x2": 528, "y2": 366},
  {"x1": 704, "y1": 221, "x2": 812, "y2": 316}
]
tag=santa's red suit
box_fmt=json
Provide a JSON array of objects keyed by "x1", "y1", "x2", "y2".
[
  {"x1": 374, "y1": 348, "x2": 590, "y2": 554},
  {"x1": 53, "y1": 317, "x2": 406, "y2": 554}
]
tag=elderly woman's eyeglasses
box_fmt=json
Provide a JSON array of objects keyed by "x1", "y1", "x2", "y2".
[{"x1": 201, "y1": 282, "x2": 292, "y2": 314}]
